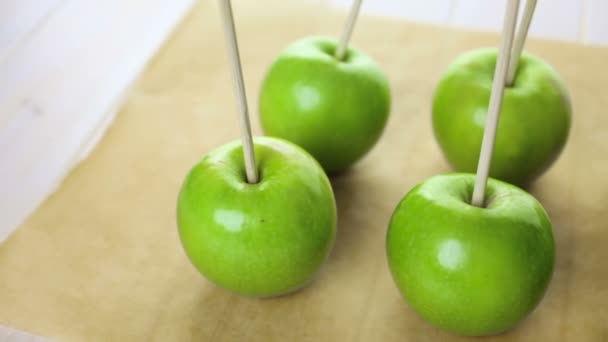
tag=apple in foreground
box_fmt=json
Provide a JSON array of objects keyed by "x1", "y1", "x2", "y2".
[
  {"x1": 259, "y1": 36, "x2": 391, "y2": 174},
  {"x1": 386, "y1": 173, "x2": 554, "y2": 336},
  {"x1": 433, "y1": 48, "x2": 571, "y2": 186},
  {"x1": 177, "y1": 137, "x2": 337, "y2": 297}
]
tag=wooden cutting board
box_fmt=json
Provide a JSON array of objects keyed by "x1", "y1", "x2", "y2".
[{"x1": 1, "y1": 1, "x2": 607, "y2": 340}]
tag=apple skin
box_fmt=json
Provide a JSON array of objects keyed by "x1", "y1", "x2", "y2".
[
  {"x1": 433, "y1": 48, "x2": 571, "y2": 186},
  {"x1": 386, "y1": 173, "x2": 554, "y2": 336},
  {"x1": 259, "y1": 36, "x2": 391, "y2": 174},
  {"x1": 177, "y1": 137, "x2": 336, "y2": 297}
]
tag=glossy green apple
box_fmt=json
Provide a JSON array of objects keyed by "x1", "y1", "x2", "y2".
[
  {"x1": 177, "y1": 137, "x2": 336, "y2": 297},
  {"x1": 433, "y1": 48, "x2": 571, "y2": 185},
  {"x1": 259, "y1": 36, "x2": 391, "y2": 173},
  {"x1": 386, "y1": 173, "x2": 554, "y2": 336}
]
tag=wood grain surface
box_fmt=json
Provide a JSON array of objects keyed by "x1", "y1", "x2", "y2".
[{"x1": 1, "y1": 1, "x2": 607, "y2": 340}]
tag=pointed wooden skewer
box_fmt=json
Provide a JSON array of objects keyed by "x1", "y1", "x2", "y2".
[
  {"x1": 506, "y1": 0, "x2": 538, "y2": 86},
  {"x1": 335, "y1": 0, "x2": 363, "y2": 61},
  {"x1": 219, "y1": 0, "x2": 258, "y2": 184},
  {"x1": 471, "y1": 0, "x2": 521, "y2": 207}
]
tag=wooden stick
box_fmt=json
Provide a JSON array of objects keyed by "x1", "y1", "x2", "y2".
[
  {"x1": 335, "y1": 0, "x2": 363, "y2": 60},
  {"x1": 471, "y1": 0, "x2": 520, "y2": 207},
  {"x1": 219, "y1": 0, "x2": 258, "y2": 184},
  {"x1": 506, "y1": 0, "x2": 537, "y2": 86}
]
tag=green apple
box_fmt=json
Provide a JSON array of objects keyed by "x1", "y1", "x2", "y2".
[
  {"x1": 177, "y1": 137, "x2": 336, "y2": 297},
  {"x1": 433, "y1": 48, "x2": 571, "y2": 185},
  {"x1": 386, "y1": 173, "x2": 554, "y2": 336},
  {"x1": 259, "y1": 36, "x2": 391, "y2": 173}
]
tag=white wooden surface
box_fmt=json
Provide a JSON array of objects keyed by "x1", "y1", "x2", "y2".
[
  {"x1": 0, "y1": 0, "x2": 194, "y2": 244},
  {"x1": 0, "y1": 0, "x2": 65, "y2": 62},
  {"x1": 586, "y1": 0, "x2": 608, "y2": 45}
]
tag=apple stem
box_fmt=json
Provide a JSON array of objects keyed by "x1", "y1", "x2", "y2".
[
  {"x1": 335, "y1": 0, "x2": 363, "y2": 61},
  {"x1": 219, "y1": 0, "x2": 258, "y2": 184},
  {"x1": 506, "y1": 0, "x2": 538, "y2": 86},
  {"x1": 471, "y1": 0, "x2": 520, "y2": 207}
]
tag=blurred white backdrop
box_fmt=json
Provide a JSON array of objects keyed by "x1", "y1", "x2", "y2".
[{"x1": 328, "y1": 0, "x2": 608, "y2": 45}]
